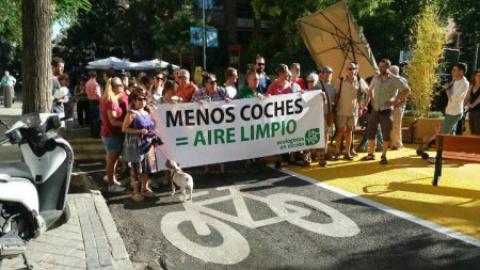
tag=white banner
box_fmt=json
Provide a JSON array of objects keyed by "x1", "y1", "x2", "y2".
[{"x1": 153, "y1": 91, "x2": 324, "y2": 169}]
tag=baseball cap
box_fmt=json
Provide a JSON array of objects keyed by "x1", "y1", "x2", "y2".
[
  {"x1": 322, "y1": 66, "x2": 333, "y2": 73},
  {"x1": 54, "y1": 86, "x2": 69, "y2": 99}
]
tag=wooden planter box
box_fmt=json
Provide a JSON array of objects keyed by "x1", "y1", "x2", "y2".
[
  {"x1": 402, "y1": 115, "x2": 472, "y2": 144},
  {"x1": 403, "y1": 116, "x2": 444, "y2": 144}
]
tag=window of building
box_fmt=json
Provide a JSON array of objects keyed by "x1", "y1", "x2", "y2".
[
  {"x1": 236, "y1": 2, "x2": 254, "y2": 18},
  {"x1": 193, "y1": 0, "x2": 224, "y2": 11},
  {"x1": 237, "y1": 31, "x2": 254, "y2": 46}
]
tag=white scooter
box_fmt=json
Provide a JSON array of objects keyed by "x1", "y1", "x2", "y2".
[{"x1": 0, "y1": 113, "x2": 73, "y2": 269}]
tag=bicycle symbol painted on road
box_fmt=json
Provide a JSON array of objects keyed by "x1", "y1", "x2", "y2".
[{"x1": 160, "y1": 184, "x2": 360, "y2": 265}]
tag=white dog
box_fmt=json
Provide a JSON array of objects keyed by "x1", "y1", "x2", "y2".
[{"x1": 165, "y1": 160, "x2": 194, "y2": 202}]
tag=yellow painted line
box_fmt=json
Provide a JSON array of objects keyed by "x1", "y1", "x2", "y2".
[
  {"x1": 72, "y1": 144, "x2": 105, "y2": 151},
  {"x1": 69, "y1": 138, "x2": 102, "y2": 143},
  {"x1": 75, "y1": 154, "x2": 105, "y2": 160},
  {"x1": 288, "y1": 145, "x2": 480, "y2": 240}
]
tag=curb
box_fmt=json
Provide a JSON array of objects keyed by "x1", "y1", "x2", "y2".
[{"x1": 79, "y1": 173, "x2": 134, "y2": 270}]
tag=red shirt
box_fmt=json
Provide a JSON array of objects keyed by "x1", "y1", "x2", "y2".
[
  {"x1": 294, "y1": 78, "x2": 306, "y2": 90},
  {"x1": 175, "y1": 82, "x2": 198, "y2": 103},
  {"x1": 266, "y1": 80, "x2": 293, "y2": 96},
  {"x1": 100, "y1": 93, "x2": 128, "y2": 137}
]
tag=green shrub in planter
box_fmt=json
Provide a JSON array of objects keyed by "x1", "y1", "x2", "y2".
[{"x1": 404, "y1": 110, "x2": 443, "y2": 118}]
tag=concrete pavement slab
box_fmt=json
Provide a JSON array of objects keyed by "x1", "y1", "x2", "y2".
[{"x1": 1, "y1": 193, "x2": 133, "y2": 270}]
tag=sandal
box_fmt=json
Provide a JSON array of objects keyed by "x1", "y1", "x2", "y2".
[
  {"x1": 360, "y1": 154, "x2": 376, "y2": 161},
  {"x1": 331, "y1": 153, "x2": 341, "y2": 161},
  {"x1": 380, "y1": 156, "x2": 388, "y2": 165},
  {"x1": 343, "y1": 154, "x2": 354, "y2": 161},
  {"x1": 318, "y1": 159, "x2": 327, "y2": 167},
  {"x1": 325, "y1": 153, "x2": 335, "y2": 161},
  {"x1": 131, "y1": 192, "x2": 144, "y2": 202},
  {"x1": 142, "y1": 189, "x2": 156, "y2": 198}
]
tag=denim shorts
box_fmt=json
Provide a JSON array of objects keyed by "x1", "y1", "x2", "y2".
[{"x1": 102, "y1": 136, "x2": 123, "y2": 153}]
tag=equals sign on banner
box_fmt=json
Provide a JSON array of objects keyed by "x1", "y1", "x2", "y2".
[{"x1": 176, "y1": 137, "x2": 188, "y2": 146}]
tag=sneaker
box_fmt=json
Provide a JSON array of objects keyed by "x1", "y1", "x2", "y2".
[{"x1": 108, "y1": 185, "x2": 126, "y2": 193}]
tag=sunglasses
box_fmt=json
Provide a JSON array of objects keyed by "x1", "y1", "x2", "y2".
[
  {"x1": 256, "y1": 63, "x2": 265, "y2": 66},
  {"x1": 347, "y1": 68, "x2": 357, "y2": 71},
  {"x1": 208, "y1": 81, "x2": 217, "y2": 85},
  {"x1": 307, "y1": 80, "x2": 315, "y2": 83},
  {"x1": 136, "y1": 97, "x2": 147, "y2": 101},
  {"x1": 154, "y1": 76, "x2": 164, "y2": 81}
]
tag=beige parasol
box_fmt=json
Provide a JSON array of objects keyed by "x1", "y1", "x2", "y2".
[{"x1": 297, "y1": 1, "x2": 378, "y2": 80}]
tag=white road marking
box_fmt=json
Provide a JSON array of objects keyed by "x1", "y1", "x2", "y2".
[
  {"x1": 282, "y1": 168, "x2": 480, "y2": 248},
  {"x1": 161, "y1": 185, "x2": 360, "y2": 264}
]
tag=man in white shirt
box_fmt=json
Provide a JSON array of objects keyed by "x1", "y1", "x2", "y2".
[
  {"x1": 224, "y1": 67, "x2": 238, "y2": 99},
  {"x1": 440, "y1": 62, "x2": 469, "y2": 134}
]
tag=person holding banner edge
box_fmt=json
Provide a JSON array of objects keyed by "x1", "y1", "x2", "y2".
[
  {"x1": 266, "y1": 64, "x2": 309, "y2": 168},
  {"x1": 305, "y1": 73, "x2": 328, "y2": 167}
]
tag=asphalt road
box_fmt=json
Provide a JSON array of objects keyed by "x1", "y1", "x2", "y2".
[{"x1": 96, "y1": 164, "x2": 480, "y2": 270}]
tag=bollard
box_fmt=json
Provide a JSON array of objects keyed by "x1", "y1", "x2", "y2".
[{"x1": 3, "y1": 85, "x2": 12, "y2": 108}]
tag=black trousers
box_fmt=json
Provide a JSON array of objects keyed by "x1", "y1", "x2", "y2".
[
  {"x1": 77, "y1": 100, "x2": 90, "y2": 125},
  {"x1": 89, "y1": 100, "x2": 101, "y2": 138}
]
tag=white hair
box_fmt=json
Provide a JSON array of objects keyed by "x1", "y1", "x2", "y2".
[
  {"x1": 307, "y1": 73, "x2": 319, "y2": 83},
  {"x1": 179, "y1": 69, "x2": 190, "y2": 78},
  {"x1": 389, "y1": 65, "x2": 400, "y2": 76}
]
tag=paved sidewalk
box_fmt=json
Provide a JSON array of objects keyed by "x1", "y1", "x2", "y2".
[
  {"x1": 2, "y1": 193, "x2": 133, "y2": 270},
  {"x1": 1, "y1": 103, "x2": 134, "y2": 270}
]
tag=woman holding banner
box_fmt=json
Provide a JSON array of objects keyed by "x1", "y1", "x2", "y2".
[
  {"x1": 266, "y1": 64, "x2": 310, "y2": 168},
  {"x1": 192, "y1": 73, "x2": 232, "y2": 175}
]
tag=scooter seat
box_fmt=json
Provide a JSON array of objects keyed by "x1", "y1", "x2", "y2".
[{"x1": 0, "y1": 162, "x2": 33, "y2": 181}]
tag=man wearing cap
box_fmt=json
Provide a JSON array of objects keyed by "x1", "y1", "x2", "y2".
[
  {"x1": 361, "y1": 59, "x2": 411, "y2": 165},
  {"x1": 333, "y1": 62, "x2": 368, "y2": 160}
]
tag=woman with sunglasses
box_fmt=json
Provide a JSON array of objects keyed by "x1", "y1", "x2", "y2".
[
  {"x1": 100, "y1": 77, "x2": 128, "y2": 193},
  {"x1": 151, "y1": 72, "x2": 166, "y2": 104},
  {"x1": 122, "y1": 88, "x2": 158, "y2": 201},
  {"x1": 192, "y1": 73, "x2": 231, "y2": 175}
]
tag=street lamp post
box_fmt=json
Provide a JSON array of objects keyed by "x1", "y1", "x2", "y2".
[{"x1": 202, "y1": 0, "x2": 206, "y2": 71}]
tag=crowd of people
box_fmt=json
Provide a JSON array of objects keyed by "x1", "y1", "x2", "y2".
[{"x1": 47, "y1": 54, "x2": 480, "y2": 202}]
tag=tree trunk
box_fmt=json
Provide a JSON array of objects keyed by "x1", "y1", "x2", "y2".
[{"x1": 21, "y1": 0, "x2": 52, "y2": 114}]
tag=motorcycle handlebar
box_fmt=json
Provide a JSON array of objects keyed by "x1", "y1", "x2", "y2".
[{"x1": 0, "y1": 119, "x2": 9, "y2": 129}]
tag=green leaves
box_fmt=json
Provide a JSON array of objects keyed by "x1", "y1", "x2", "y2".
[{"x1": 404, "y1": 4, "x2": 445, "y2": 118}]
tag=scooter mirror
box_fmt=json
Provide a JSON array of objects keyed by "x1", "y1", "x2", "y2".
[{"x1": 47, "y1": 115, "x2": 61, "y2": 130}]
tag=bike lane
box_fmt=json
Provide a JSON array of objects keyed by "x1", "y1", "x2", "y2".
[{"x1": 107, "y1": 167, "x2": 480, "y2": 269}]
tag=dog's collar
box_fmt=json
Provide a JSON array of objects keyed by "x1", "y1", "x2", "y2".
[{"x1": 171, "y1": 169, "x2": 182, "y2": 177}]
